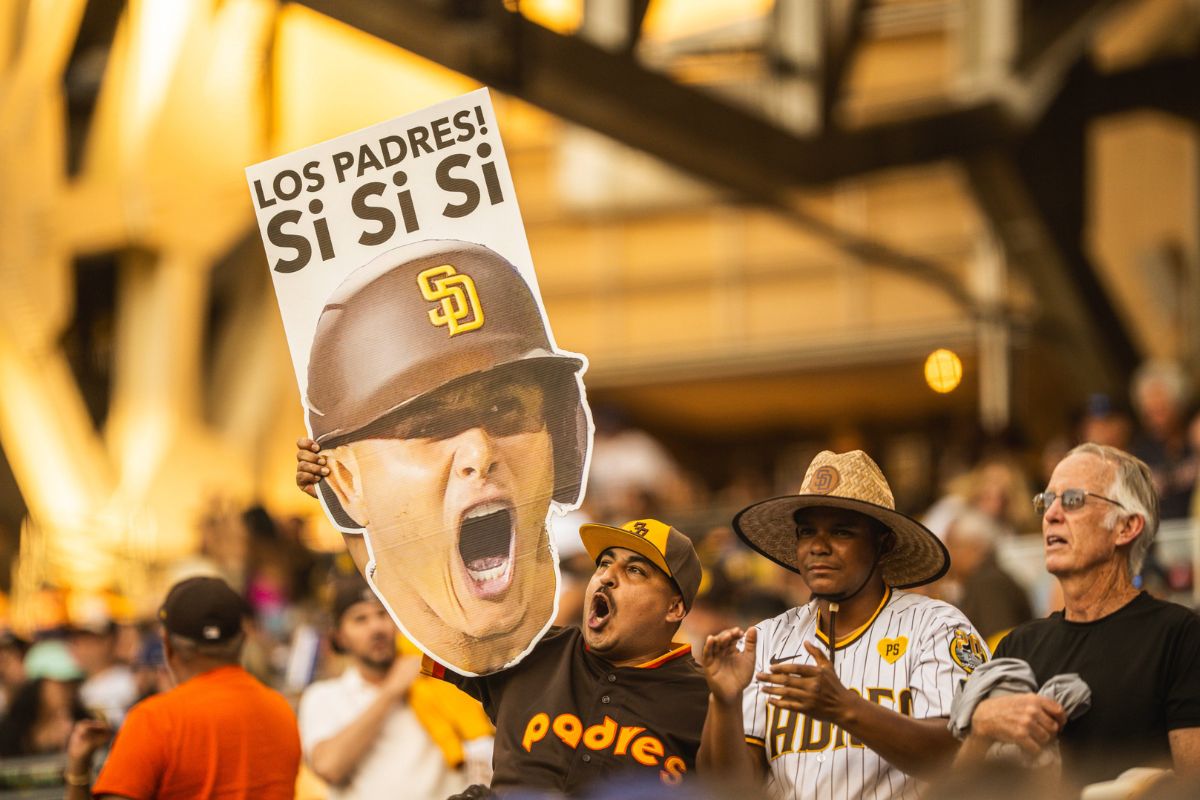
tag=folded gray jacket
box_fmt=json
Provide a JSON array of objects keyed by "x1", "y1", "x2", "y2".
[{"x1": 948, "y1": 657, "x2": 1092, "y2": 768}]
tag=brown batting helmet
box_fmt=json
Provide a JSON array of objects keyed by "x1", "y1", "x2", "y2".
[{"x1": 306, "y1": 240, "x2": 589, "y2": 529}]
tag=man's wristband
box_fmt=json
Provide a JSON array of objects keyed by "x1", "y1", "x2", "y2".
[{"x1": 64, "y1": 770, "x2": 91, "y2": 787}]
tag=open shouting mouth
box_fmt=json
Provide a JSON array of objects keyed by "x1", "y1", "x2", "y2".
[
  {"x1": 587, "y1": 589, "x2": 614, "y2": 631},
  {"x1": 458, "y1": 501, "x2": 516, "y2": 600}
]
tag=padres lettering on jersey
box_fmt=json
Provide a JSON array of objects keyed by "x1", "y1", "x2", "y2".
[
  {"x1": 743, "y1": 588, "x2": 987, "y2": 800},
  {"x1": 521, "y1": 711, "x2": 688, "y2": 784},
  {"x1": 762, "y1": 687, "x2": 915, "y2": 758}
]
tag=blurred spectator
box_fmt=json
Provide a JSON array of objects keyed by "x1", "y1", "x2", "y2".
[
  {"x1": 714, "y1": 461, "x2": 771, "y2": 510},
  {"x1": 942, "y1": 509, "x2": 1033, "y2": 645},
  {"x1": 67, "y1": 620, "x2": 137, "y2": 726},
  {"x1": 695, "y1": 525, "x2": 789, "y2": 604},
  {"x1": 586, "y1": 410, "x2": 691, "y2": 519},
  {"x1": 244, "y1": 506, "x2": 298, "y2": 637},
  {"x1": 130, "y1": 633, "x2": 170, "y2": 703},
  {"x1": 278, "y1": 514, "x2": 319, "y2": 600},
  {"x1": 192, "y1": 497, "x2": 250, "y2": 590},
  {"x1": 0, "y1": 641, "x2": 88, "y2": 757},
  {"x1": 299, "y1": 576, "x2": 484, "y2": 798},
  {"x1": 924, "y1": 455, "x2": 1036, "y2": 539},
  {"x1": 66, "y1": 576, "x2": 301, "y2": 799},
  {"x1": 681, "y1": 584, "x2": 789, "y2": 655},
  {"x1": 681, "y1": 586, "x2": 738, "y2": 652},
  {"x1": 0, "y1": 632, "x2": 29, "y2": 715},
  {"x1": 1039, "y1": 434, "x2": 1072, "y2": 488},
  {"x1": 1129, "y1": 359, "x2": 1195, "y2": 520},
  {"x1": 685, "y1": 524, "x2": 795, "y2": 644},
  {"x1": 1078, "y1": 393, "x2": 1133, "y2": 450},
  {"x1": 114, "y1": 622, "x2": 143, "y2": 667}
]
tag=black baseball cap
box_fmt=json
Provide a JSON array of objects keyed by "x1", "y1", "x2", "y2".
[
  {"x1": 331, "y1": 575, "x2": 382, "y2": 624},
  {"x1": 158, "y1": 577, "x2": 249, "y2": 643}
]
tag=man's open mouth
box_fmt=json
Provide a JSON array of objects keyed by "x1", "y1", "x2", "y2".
[
  {"x1": 458, "y1": 501, "x2": 516, "y2": 599},
  {"x1": 1046, "y1": 535, "x2": 1067, "y2": 548},
  {"x1": 587, "y1": 591, "x2": 614, "y2": 631}
]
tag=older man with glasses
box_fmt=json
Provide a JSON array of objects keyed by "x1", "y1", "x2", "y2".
[{"x1": 956, "y1": 443, "x2": 1200, "y2": 787}]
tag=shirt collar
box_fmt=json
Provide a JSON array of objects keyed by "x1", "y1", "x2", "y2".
[
  {"x1": 341, "y1": 663, "x2": 377, "y2": 691},
  {"x1": 635, "y1": 642, "x2": 691, "y2": 669},
  {"x1": 582, "y1": 640, "x2": 693, "y2": 669}
]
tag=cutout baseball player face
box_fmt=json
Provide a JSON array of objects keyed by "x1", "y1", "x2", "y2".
[{"x1": 308, "y1": 240, "x2": 590, "y2": 675}]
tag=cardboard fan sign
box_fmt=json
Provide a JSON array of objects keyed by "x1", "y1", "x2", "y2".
[{"x1": 246, "y1": 89, "x2": 593, "y2": 675}]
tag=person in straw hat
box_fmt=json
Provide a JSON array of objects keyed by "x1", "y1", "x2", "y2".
[{"x1": 698, "y1": 450, "x2": 987, "y2": 799}]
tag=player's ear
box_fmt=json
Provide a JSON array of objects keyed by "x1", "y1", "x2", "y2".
[
  {"x1": 323, "y1": 445, "x2": 369, "y2": 526},
  {"x1": 878, "y1": 527, "x2": 896, "y2": 556},
  {"x1": 665, "y1": 594, "x2": 686, "y2": 625}
]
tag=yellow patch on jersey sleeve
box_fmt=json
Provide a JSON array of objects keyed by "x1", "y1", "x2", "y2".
[
  {"x1": 949, "y1": 628, "x2": 986, "y2": 673},
  {"x1": 877, "y1": 636, "x2": 907, "y2": 664}
]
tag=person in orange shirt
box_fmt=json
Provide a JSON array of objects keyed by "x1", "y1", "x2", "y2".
[{"x1": 65, "y1": 577, "x2": 301, "y2": 799}]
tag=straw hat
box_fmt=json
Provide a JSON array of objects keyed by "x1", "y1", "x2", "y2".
[{"x1": 733, "y1": 450, "x2": 949, "y2": 588}]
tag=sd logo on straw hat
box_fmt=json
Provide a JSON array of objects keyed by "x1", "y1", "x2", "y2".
[
  {"x1": 809, "y1": 466, "x2": 840, "y2": 494},
  {"x1": 732, "y1": 450, "x2": 949, "y2": 588}
]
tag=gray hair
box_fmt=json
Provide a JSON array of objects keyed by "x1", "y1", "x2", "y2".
[
  {"x1": 1065, "y1": 443, "x2": 1158, "y2": 575},
  {"x1": 946, "y1": 508, "x2": 1004, "y2": 550},
  {"x1": 1131, "y1": 359, "x2": 1191, "y2": 412},
  {"x1": 167, "y1": 632, "x2": 245, "y2": 664}
]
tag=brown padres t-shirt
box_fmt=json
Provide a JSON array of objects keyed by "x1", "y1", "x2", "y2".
[
  {"x1": 93, "y1": 665, "x2": 301, "y2": 800},
  {"x1": 427, "y1": 626, "x2": 708, "y2": 794}
]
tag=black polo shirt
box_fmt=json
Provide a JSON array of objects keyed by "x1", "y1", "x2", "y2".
[{"x1": 427, "y1": 626, "x2": 709, "y2": 795}]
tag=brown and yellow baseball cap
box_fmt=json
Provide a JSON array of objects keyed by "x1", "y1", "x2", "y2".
[{"x1": 578, "y1": 519, "x2": 702, "y2": 609}]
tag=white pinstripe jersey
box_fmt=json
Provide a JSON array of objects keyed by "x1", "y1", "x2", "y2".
[{"x1": 742, "y1": 588, "x2": 988, "y2": 800}]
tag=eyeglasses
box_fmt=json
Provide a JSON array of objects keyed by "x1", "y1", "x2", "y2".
[{"x1": 1032, "y1": 489, "x2": 1126, "y2": 516}]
